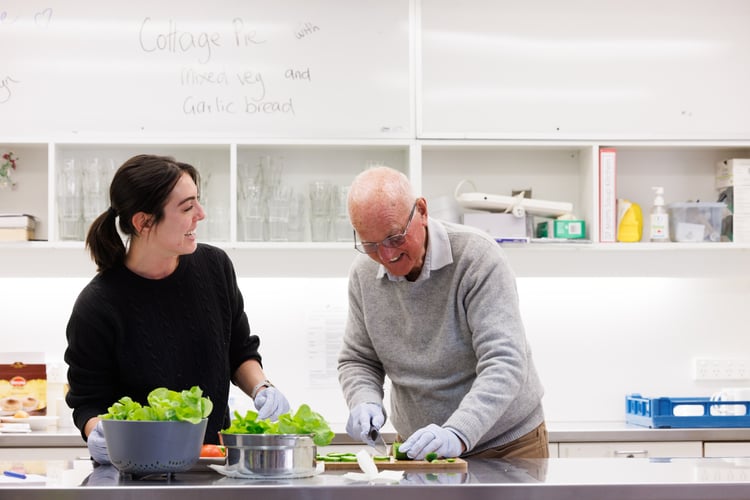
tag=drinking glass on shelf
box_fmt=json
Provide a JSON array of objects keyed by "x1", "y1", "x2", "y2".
[
  {"x1": 309, "y1": 180, "x2": 332, "y2": 242},
  {"x1": 268, "y1": 186, "x2": 292, "y2": 242},
  {"x1": 287, "y1": 192, "x2": 307, "y2": 242},
  {"x1": 58, "y1": 158, "x2": 83, "y2": 240},
  {"x1": 333, "y1": 185, "x2": 352, "y2": 242},
  {"x1": 208, "y1": 204, "x2": 229, "y2": 241},
  {"x1": 199, "y1": 169, "x2": 212, "y2": 209},
  {"x1": 260, "y1": 155, "x2": 284, "y2": 195},
  {"x1": 238, "y1": 181, "x2": 264, "y2": 241},
  {"x1": 198, "y1": 168, "x2": 230, "y2": 241},
  {"x1": 365, "y1": 159, "x2": 387, "y2": 170},
  {"x1": 82, "y1": 157, "x2": 110, "y2": 232}
]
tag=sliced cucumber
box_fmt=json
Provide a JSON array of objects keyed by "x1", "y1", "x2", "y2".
[{"x1": 392, "y1": 442, "x2": 410, "y2": 460}]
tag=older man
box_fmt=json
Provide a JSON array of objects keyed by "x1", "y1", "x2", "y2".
[{"x1": 338, "y1": 166, "x2": 547, "y2": 460}]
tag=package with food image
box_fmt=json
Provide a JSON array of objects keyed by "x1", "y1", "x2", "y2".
[{"x1": 0, "y1": 353, "x2": 47, "y2": 416}]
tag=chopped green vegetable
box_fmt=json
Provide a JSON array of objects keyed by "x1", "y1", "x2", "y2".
[
  {"x1": 425, "y1": 452, "x2": 438, "y2": 462},
  {"x1": 392, "y1": 442, "x2": 410, "y2": 460},
  {"x1": 99, "y1": 386, "x2": 212, "y2": 423},
  {"x1": 224, "y1": 404, "x2": 334, "y2": 447},
  {"x1": 446, "y1": 457, "x2": 456, "y2": 462},
  {"x1": 373, "y1": 455, "x2": 390, "y2": 461}
]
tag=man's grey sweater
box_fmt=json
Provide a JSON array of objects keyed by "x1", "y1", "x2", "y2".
[{"x1": 338, "y1": 218, "x2": 544, "y2": 455}]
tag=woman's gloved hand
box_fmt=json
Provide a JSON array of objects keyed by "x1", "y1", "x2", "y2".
[
  {"x1": 345, "y1": 402, "x2": 385, "y2": 442},
  {"x1": 399, "y1": 424, "x2": 463, "y2": 460},
  {"x1": 87, "y1": 420, "x2": 111, "y2": 465},
  {"x1": 82, "y1": 464, "x2": 120, "y2": 486},
  {"x1": 253, "y1": 387, "x2": 291, "y2": 420}
]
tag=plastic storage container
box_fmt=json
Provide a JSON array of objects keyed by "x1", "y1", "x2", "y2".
[
  {"x1": 667, "y1": 202, "x2": 725, "y2": 242},
  {"x1": 626, "y1": 394, "x2": 750, "y2": 428}
]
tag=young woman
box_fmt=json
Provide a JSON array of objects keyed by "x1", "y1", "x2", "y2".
[{"x1": 64, "y1": 154, "x2": 289, "y2": 464}]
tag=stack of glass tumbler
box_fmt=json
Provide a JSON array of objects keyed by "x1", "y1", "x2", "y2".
[
  {"x1": 57, "y1": 157, "x2": 116, "y2": 240},
  {"x1": 237, "y1": 156, "x2": 351, "y2": 242}
]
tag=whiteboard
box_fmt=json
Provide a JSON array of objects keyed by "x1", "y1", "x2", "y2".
[
  {"x1": 0, "y1": 0, "x2": 411, "y2": 139},
  {"x1": 419, "y1": 0, "x2": 750, "y2": 139}
]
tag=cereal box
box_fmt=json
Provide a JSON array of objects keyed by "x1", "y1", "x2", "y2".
[{"x1": 0, "y1": 356, "x2": 47, "y2": 416}]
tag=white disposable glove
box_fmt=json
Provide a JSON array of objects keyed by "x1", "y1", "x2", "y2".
[
  {"x1": 253, "y1": 387, "x2": 291, "y2": 421},
  {"x1": 399, "y1": 424, "x2": 463, "y2": 460},
  {"x1": 345, "y1": 402, "x2": 385, "y2": 442},
  {"x1": 87, "y1": 420, "x2": 111, "y2": 465},
  {"x1": 83, "y1": 464, "x2": 120, "y2": 486}
]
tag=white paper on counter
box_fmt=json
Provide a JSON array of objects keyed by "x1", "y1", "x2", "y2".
[
  {"x1": 342, "y1": 449, "x2": 404, "y2": 483},
  {"x1": 0, "y1": 473, "x2": 47, "y2": 484},
  {"x1": 0, "y1": 423, "x2": 31, "y2": 433}
]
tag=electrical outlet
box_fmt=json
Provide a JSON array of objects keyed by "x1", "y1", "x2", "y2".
[{"x1": 694, "y1": 358, "x2": 750, "y2": 381}]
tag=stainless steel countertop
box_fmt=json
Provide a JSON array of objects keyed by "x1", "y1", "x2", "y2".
[
  {"x1": 4, "y1": 421, "x2": 750, "y2": 448},
  {"x1": 3, "y1": 456, "x2": 750, "y2": 500}
]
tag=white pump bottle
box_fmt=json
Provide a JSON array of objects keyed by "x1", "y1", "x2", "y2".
[{"x1": 649, "y1": 187, "x2": 670, "y2": 242}]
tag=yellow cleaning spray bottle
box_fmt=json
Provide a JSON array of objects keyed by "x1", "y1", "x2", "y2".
[{"x1": 616, "y1": 198, "x2": 643, "y2": 242}]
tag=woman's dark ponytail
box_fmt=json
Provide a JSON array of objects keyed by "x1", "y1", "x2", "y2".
[{"x1": 85, "y1": 206, "x2": 125, "y2": 272}]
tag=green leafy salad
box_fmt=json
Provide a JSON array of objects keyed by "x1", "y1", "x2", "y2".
[
  {"x1": 99, "y1": 386, "x2": 213, "y2": 424},
  {"x1": 224, "y1": 404, "x2": 334, "y2": 447}
]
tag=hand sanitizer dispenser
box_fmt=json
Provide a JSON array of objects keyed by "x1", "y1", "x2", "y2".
[{"x1": 649, "y1": 187, "x2": 670, "y2": 242}]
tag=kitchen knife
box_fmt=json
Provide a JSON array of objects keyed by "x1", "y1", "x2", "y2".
[{"x1": 366, "y1": 426, "x2": 389, "y2": 456}]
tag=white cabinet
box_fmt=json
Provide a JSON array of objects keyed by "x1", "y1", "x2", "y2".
[
  {"x1": 703, "y1": 442, "x2": 750, "y2": 458},
  {"x1": 558, "y1": 441, "x2": 703, "y2": 458}
]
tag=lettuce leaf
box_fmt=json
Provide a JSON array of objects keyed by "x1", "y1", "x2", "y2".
[
  {"x1": 224, "y1": 404, "x2": 334, "y2": 446},
  {"x1": 100, "y1": 386, "x2": 213, "y2": 423}
]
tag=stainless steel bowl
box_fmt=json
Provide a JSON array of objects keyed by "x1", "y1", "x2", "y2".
[{"x1": 220, "y1": 433, "x2": 316, "y2": 477}]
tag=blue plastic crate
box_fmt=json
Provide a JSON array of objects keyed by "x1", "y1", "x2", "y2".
[{"x1": 626, "y1": 393, "x2": 750, "y2": 428}]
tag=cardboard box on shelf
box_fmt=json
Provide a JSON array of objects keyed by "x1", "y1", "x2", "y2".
[
  {"x1": 462, "y1": 212, "x2": 529, "y2": 241},
  {"x1": 0, "y1": 355, "x2": 47, "y2": 416},
  {"x1": 0, "y1": 228, "x2": 35, "y2": 241},
  {"x1": 716, "y1": 159, "x2": 750, "y2": 189},
  {"x1": 0, "y1": 214, "x2": 36, "y2": 229},
  {"x1": 0, "y1": 214, "x2": 37, "y2": 241},
  {"x1": 536, "y1": 219, "x2": 586, "y2": 239},
  {"x1": 716, "y1": 159, "x2": 750, "y2": 243}
]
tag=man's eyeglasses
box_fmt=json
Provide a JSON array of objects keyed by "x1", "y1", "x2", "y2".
[{"x1": 354, "y1": 201, "x2": 417, "y2": 254}]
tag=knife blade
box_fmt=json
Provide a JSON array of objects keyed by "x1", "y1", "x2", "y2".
[{"x1": 366, "y1": 426, "x2": 389, "y2": 456}]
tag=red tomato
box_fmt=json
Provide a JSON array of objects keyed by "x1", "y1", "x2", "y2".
[{"x1": 200, "y1": 444, "x2": 226, "y2": 458}]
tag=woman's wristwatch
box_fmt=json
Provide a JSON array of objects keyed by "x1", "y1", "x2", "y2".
[{"x1": 251, "y1": 379, "x2": 274, "y2": 399}]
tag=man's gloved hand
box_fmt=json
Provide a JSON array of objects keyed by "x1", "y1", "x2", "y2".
[
  {"x1": 398, "y1": 424, "x2": 463, "y2": 460},
  {"x1": 345, "y1": 402, "x2": 385, "y2": 442},
  {"x1": 87, "y1": 420, "x2": 111, "y2": 465},
  {"x1": 254, "y1": 387, "x2": 291, "y2": 421}
]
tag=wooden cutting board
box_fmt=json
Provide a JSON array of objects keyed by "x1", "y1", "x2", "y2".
[{"x1": 323, "y1": 458, "x2": 467, "y2": 472}]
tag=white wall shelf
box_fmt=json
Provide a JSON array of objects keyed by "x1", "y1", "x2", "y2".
[
  {"x1": 2, "y1": 240, "x2": 748, "y2": 279},
  {"x1": 1, "y1": 138, "x2": 748, "y2": 278}
]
